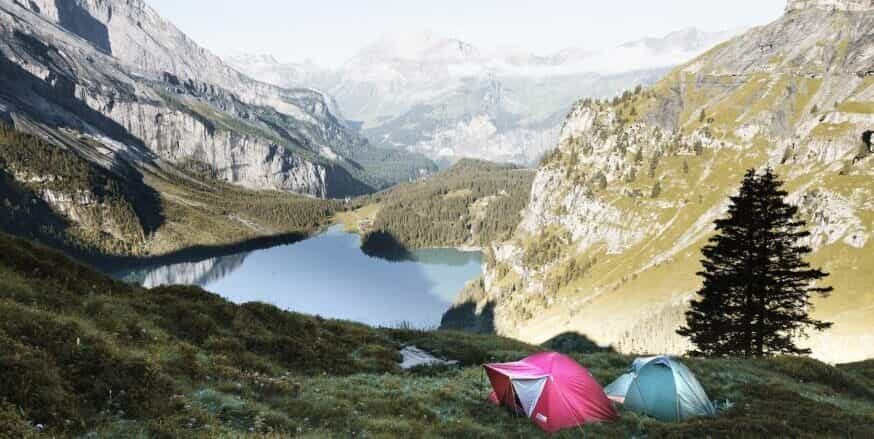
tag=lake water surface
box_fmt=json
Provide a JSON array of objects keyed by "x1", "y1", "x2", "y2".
[{"x1": 113, "y1": 225, "x2": 483, "y2": 328}]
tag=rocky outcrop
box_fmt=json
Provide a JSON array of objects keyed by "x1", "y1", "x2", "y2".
[
  {"x1": 786, "y1": 0, "x2": 874, "y2": 12},
  {"x1": 0, "y1": 131, "x2": 159, "y2": 256},
  {"x1": 88, "y1": 93, "x2": 331, "y2": 196},
  {"x1": 0, "y1": 0, "x2": 372, "y2": 197},
  {"x1": 476, "y1": 5, "x2": 874, "y2": 363}
]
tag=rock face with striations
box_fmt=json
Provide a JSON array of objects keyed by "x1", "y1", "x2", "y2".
[
  {"x1": 786, "y1": 0, "x2": 874, "y2": 11},
  {"x1": 465, "y1": 1, "x2": 874, "y2": 363},
  {"x1": 0, "y1": 0, "x2": 377, "y2": 198}
]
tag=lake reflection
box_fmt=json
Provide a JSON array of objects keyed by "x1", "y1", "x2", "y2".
[{"x1": 114, "y1": 226, "x2": 483, "y2": 328}]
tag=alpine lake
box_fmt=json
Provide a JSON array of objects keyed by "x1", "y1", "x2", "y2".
[{"x1": 110, "y1": 225, "x2": 483, "y2": 328}]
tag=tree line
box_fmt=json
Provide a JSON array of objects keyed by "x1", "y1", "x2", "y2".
[{"x1": 364, "y1": 159, "x2": 535, "y2": 249}]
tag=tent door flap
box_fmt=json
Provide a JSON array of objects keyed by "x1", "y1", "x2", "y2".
[{"x1": 511, "y1": 377, "x2": 548, "y2": 417}]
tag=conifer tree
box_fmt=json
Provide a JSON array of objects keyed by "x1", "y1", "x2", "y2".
[{"x1": 678, "y1": 168, "x2": 833, "y2": 357}]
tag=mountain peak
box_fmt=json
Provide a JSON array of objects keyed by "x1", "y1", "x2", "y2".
[
  {"x1": 616, "y1": 27, "x2": 744, "y2": 59},
  {"x1": 224, "y1": 51, "x2": 283, "y2": 67},
  {"x1": 354, "y1": 31, "x2": 480, "y2": 63},
  {"x1": 786, "y1": 0, "x2": 874, "y2": 11}
]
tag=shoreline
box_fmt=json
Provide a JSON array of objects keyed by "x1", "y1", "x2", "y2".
[
  {"x1": 91, "y1": 230, "x2": 311, "y2": 273},
  {"x1": 331, "y1": 216, "x2": 484, "y2": 254},
  {"x1": 96, "y1": 219, "x2": 483, "y2": 274}
]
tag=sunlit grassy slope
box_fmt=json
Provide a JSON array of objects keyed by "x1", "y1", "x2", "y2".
[{"x1": 484, "y1": 8, "x2": 874, "y2": 363}]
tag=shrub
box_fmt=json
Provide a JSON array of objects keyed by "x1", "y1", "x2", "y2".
[
  {"x1": 765, "y1": 356, "x2": 874, "y2": 400},
  {"x1": 0, "y1": 400, "x2": 32, "y2": 438},
  {"x1": 0, "y1": 331, "x2": 74, "y2": 427}
]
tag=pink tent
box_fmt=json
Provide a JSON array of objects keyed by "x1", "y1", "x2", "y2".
[{"x1": 484, "y1": 352, "x2": 618, "y2": 432}]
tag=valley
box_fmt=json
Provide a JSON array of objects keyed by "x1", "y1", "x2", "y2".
[{"x1": 0, "y1": 0, "x2": 872, "y2": 437}]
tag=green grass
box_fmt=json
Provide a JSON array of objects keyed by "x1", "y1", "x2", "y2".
[
  {"x1": 0, "y1": 233, "x2": 872, "y2": 438},
  {"x1": 0, "y1": 123, "x2": 347, "y2": 261},
  {"x1": 334, "y1": 203, "x2": 381, "y2": 234},
  {"x1": 811, "y1": 122, "x2": 856, "y2": 139},
  {"x1": 790, "y1": 77, "x2": 824, "y2": 125},
  {"x1": 139, "y1": 164, "x2": 342, "y2": 257},
  {"x1": 837, "y1": 101, "x2": 874, "y2": 114}
]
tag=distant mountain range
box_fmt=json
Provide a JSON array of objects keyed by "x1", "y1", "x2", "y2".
[{"x1": 227, "y1": 28, "x2": 743, "y2": 165}]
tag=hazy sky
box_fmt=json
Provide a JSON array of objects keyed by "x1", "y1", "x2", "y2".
[{"x1": 148, "y1": 0, "x2": 786, "y2": 67}]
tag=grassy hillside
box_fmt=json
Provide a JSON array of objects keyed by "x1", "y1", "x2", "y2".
[
  {"x1": 0, "y1": 124, "x2": 344, "y2": 261},
  {"x1": 0, "y1": 124, "x2": 162, "y2": 256},
  {"x1": 1, "y1": 124, "x2": 530, "y2": 266},
  {"x1": 1, "y1": 233, "x2": 872, "y2": 437},
  {"x1": 341, "y1": 159, "x2": 535, "y2": 251},
  {"x1": 136, "y1": 162, "x2": 342, "y2": 257}
]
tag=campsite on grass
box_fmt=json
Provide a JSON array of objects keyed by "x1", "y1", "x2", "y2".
[
  {"x1": 605, "y1": 356, "x2": 716, "y2": 422},
  {"x1": 485, "y1": 352, "x2": 618, "y2": 432},
  {"x1": 482, "y1": 352, "x2": 718, "y2": 432}
]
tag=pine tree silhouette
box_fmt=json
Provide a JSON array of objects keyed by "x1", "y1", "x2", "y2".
[{"x1": 678, "y1": 168, "x2": 833, "y2": 357}]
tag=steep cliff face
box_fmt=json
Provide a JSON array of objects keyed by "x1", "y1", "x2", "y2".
[
  {"x1": 25, "y1": 0, "x2": 338, "y2": 115},
  {"x1": 478, "y1": 4, "x2": 874, "y2": 363},
  {"x1": 0, "y1": 0, "x2": 376, "y2": 197}
]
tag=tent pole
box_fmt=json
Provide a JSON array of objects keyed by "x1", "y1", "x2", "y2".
[{"x1": 482, "y1": 367, "x2": 486, "y2": 392}]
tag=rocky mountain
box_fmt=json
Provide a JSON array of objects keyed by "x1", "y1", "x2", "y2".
[
  {"x1": 0, "y1": 0, "x2": 431, "y2": 200},
  {"x1": 460, "y1": 0, "x2": 874, "y2": 363},
  {"x1": 227, "y1": 28, "x2": 742, "y2": 166}
]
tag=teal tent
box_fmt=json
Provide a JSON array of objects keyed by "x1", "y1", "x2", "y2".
[{"x1": 604, "y1": 356, "x2": 715, "y2": 422}]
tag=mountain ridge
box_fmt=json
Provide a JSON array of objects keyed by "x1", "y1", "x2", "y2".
[
  {"x1": 466, "y1": 3, "x2": 874, "y2": 363},
  {"x1": 0, "y1": 0, "x2": 435, "y2": 259},
  {"x1": 227, "y1": 27, "x2": 742, "y2": 165},
  {"x1": 786, "y1": 0, "x2": 874, "y2": 11}
]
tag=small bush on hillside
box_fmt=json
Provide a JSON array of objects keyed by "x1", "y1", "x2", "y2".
[
  {"x1": 765, "y1": 356, "x2": 874, "y2": 400},
  {"x1": 0, "y1": 400, "x2": 32, "y2": 438}
]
